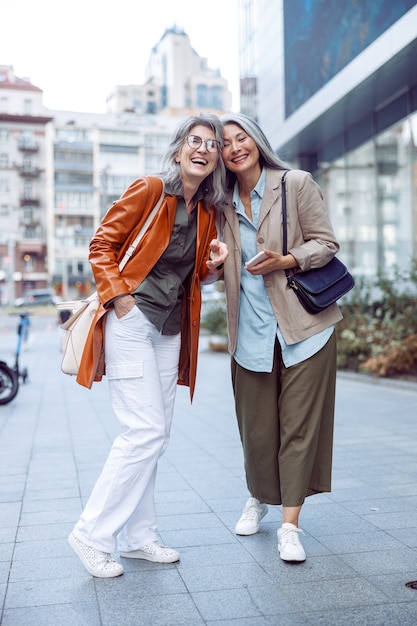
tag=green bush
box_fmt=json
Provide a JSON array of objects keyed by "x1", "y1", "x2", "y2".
[
  {"x1": 201, "y1": 261, "x2": 417, "y2": 378},
  {"x1": 336, "y1": 259, "x2": 417, "y2": 377},
  {"x1": 201, "y1": 297, "x2": 228, "y2": 336}
]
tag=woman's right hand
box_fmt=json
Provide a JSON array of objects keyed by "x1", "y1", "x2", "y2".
[
  {"x1": 114, "y1": 294, "x2": 136, "y2": 319},
  {"x1": 245, "y1": 250, "x2": 298, "y2": 275}
]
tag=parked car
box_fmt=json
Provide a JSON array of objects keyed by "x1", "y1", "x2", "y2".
[{"x1": 14, "y1": 289, "x2": 61, "y2": 307}]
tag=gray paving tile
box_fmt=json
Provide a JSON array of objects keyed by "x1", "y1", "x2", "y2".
[
  {"x1": 95, "y1": 568, "x2": 186, "y2": 598},
  {"x1": 1, "y1": 602, "x2": 101, "y2": 626},
  {"x1": 162, "y1": 526, "x2": 236, "y2": 548},
  {"x1": 0, "y1": 543, "x2": 14, "y2": 562},
  {"x1": 1, "y1": 321, "x2": 417, "y2": 625},
  {"x1": 240, "y1": 550, "x2": 357, "y2": 583},
  {"x1": 98, "y1": 591, "x2": 204, "y2": 626},
  {"x1": 307, "y1": 604, "x2": 417, "y2": 625},
  {"x1": 4, "y1": 576, "x2": 96, "y2": 609},
  {"x1": 156, "y1": 498, "x2": 212, "y2": 516},
  {"x1": 23, "y1": 486, "x2": 81, "y2": 501},
  {"x1": 19, "y1": 508, "x2": 81, "y2": 526},
  {"x1": 0, "y1": 582, "x2": 6, "y2": 607},
  {"x1": 317, "y1": 529, "x2": 406, "y2": 554},
  {"x1": 279, "y1": 577, "x2": 389, "y2": 612},
  {"x1": 9, "y1": 555, "x2": 82, "y2": 582},
  {"x1": 191, "y1": 588, "x2": 263, "y2": 622},
  {"x1": 363, "y1": 510, "x2": 417, "y2": 531},
  {"x1": 0, "y1": 560, "x2": 10, "y2": 583},
  {"x1": 176, "y1": 543, "x2": 255, "y2": 567},
  {"x1": 12, "y1": 537, "x2": 72, "y2": 561},
  {"x1": 0, "y1": 527, "x2": 16, "y2": 543},
  {"x1": 248, "y1": 582, "x2": 310, "y2": 615},
  {"x1": 21, "y1": 497, "x2": 82, "y2": 514},
  {"x1": 367, "y1": 571, "x2": 417, "y2": 603},
  {"x1": 0, "y1": 503, "x2": 21, "y2": 529},
  {"x1": 339, "y1": 496, "x2": 417, "y2": 516},
  {"x1": 178, "y1": 561, "x2": 273, "y2": 592},
  {"x1": 339, "y1": 547, "x2": 417, "y2": 576},
  {"x1": 305, "y1": 514, "x2": 379, "y2": 537},
  {"x1": 389, "y1": 526, "x2": 417, "y2": 547},
  {"x1": 16, "y1": 522, "x2": 72, "y2": 542},
  {"x1": 157, "y1": 512, "x2": 226, "y2": 532}
]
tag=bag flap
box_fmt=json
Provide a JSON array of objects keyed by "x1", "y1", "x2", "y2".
[{"x1": 291, "y1": 257, "x2": 350, "y2": 295}]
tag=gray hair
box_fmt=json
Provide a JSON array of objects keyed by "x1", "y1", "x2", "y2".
[
  {"x1": 159, "y1": 114, "x2": 226, "y2": 209},
  {"x1": 220, "y1": 112, "x2": 289, "y2": 189}
]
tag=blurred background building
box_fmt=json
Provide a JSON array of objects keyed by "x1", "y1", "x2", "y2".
[{"x1": 0, "y1": 27, "x2": 231, "y2": 304}]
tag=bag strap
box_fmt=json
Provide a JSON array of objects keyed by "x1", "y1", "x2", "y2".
[
  {"x1": 118, "y1": 179, "x2": 165, "y2": 272},
  {"x1": 280, "y1": 170, "x2": 292, "y2": 288}
]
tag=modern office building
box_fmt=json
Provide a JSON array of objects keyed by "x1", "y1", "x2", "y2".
[
  {"x1": 107, "y1": 26, "x2": 232, "y2": 116},
  {"x1": 239, "y1": 0, "x2": 417, "y2": 277}
]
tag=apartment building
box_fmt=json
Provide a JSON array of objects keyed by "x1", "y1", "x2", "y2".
[{"x1": 0, "y1": 65, "x2": 53, "y2": 304}]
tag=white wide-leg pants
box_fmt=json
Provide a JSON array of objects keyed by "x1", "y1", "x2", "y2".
[{"x1": 73, "y1": 306, "x2": 181, "y2": 553}]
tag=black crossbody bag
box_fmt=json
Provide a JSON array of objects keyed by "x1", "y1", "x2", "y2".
[{"x1": 281, "y1": 170, "x2": 354, "y2": 314}]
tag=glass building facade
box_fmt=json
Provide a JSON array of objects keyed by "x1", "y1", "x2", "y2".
[{"x1": 239, "y1": 0, "x2": 417, "y2": 278}]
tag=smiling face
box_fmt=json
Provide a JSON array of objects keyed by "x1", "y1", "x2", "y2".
[
  {"x1": 177, "y1": 124, "x2": 220, "y2": 185},
  {"x1": 221, "y1": 123, "x2": 261, "y2": 180}
]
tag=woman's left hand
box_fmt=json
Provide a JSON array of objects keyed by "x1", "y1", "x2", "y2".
[{"x1": 206, "y1": 239, "x2": 229, "y2": 271}]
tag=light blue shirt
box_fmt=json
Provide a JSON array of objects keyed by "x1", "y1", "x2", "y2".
[{"x1": 233, "y1": 169, "x2": 333, "y2": 372}]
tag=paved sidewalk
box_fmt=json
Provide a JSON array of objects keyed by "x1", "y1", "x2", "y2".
[{"x1": 1, "y1": 312, "x2": 417, "y2": 625}]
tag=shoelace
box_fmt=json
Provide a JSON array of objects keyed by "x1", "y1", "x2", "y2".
[
  {"x1": 140, "y1": 542, "x2": 173, "y2": 556},
  {"x1": 281, "y1": 526, "x2": 304, "y2": 545},
  {"x1": 76, "y1": 537, "x2": 118, "y2": 568},
  {"x1": 241, "y1": 506, "x2": 260, "y2": 521}
]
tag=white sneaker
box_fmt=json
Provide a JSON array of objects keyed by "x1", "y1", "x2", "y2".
[
  {"x1": 68, "y1": 532, "x2": 124, "y2": 578},
  {"x1": 119, "y1": 541, "x2": 180, "y2": 563},
  {"x1": 277, "y1": 523, "x2": 306, "y2": 562},
  {"x1": 235, "y1": 497, "x2": 268, "y2": 535}
]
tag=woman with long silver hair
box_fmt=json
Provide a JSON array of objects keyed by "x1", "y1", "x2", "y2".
[
  {"x1": 219, "y1": 112, "x2": 342, "y2": 562},
  {"x1": 68, "y1": 114, "x2": 228, "y2": 578}
]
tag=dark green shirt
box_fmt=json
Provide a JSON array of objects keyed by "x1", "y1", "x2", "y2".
[{"x1": 132, "y1": 186, "x2": 198, "y2": 335}]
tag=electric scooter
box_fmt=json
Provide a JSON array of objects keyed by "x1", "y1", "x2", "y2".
[{"x1": 0, "y1": 312, "x2": 30, "y2": 405}]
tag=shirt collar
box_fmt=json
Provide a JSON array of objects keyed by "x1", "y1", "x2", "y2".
[{"x1": 232, "y1": 167, "x2": 266, "y2": 207}]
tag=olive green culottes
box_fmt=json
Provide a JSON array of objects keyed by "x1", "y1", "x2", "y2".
[{"x1": 231, "y1": 332, "x2": 337, "y2": 506}]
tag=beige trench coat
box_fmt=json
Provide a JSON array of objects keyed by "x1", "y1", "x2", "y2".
[{"x1": 219, "y1": 168, "x2": 343, "y2": 354}]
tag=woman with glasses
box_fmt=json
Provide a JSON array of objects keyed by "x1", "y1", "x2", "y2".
[
  {"x1": 68, "y1": 114, "x2": 228, "y2": 578},
  {"x1": 218, "y1": 113, "x2": 342, "y2": 562}
]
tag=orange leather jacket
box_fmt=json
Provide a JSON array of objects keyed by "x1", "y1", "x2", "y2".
[{"x1": 76, "y1": 176, "x2": 218, "y2": 399}]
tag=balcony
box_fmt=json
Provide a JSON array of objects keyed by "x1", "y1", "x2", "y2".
[
  {"x1": 18, "y1": 138, "x2": 39, "y2": 152},
  {"x1": 20, "y1": 197, "x2": 40, "y2": 207},
  {"x1": 17, "y1": 165, "x2": 42, "y2": 178}
]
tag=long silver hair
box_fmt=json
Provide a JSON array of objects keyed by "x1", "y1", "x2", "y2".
[
  {"x1": 159, "y1": 114, "x2": 226, "y2": 209},
  {"x1": 220, "y1": 112, "x2": 289, "y2": 189}
]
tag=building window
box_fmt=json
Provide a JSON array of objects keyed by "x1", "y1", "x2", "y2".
[
  {"x1": 23, "y1": 99, "x2": 33, "y2": 115},
  {"x1": 196, "y1": 84, "x2": 208, "y2": 108}
]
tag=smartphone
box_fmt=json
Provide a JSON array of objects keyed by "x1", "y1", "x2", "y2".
[{"x1": 245, "y1": 251, "x2": 268, "y2": 267}]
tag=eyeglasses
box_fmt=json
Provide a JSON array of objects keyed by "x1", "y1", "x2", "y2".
[{"x1": 186, "y1": 135, "x2": 221, "y2": 153}]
